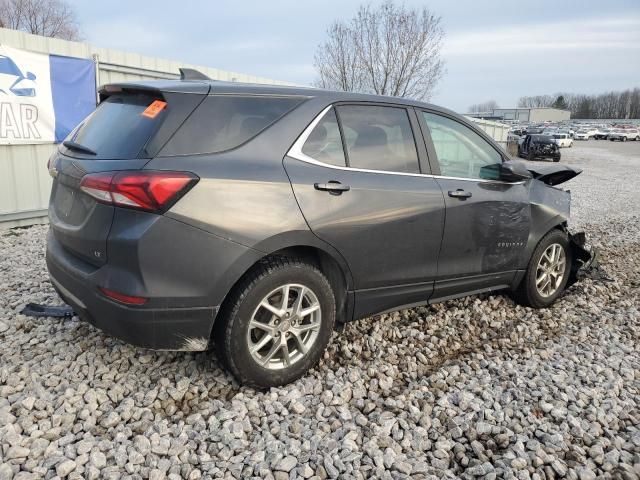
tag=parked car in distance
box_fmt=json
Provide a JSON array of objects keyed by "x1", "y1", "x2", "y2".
[
  {"x1": 45, "y1": 72, "x2": 591, "y2": 387},
  {"x1": 608, "y1": 129, "x2": 640, "y2": 141},
  {"x1": 518, "y1": 134, "x2": 561, "y2": 161},
  {"x1": 593, "y1": 128, "x2": 611, "y2": 140},
  {"x1": 574, "y1": 130, "x2": 591, "y2": 140},
  {"x1": 552, "y1": 133, "x2": 573, "y2": 148}
]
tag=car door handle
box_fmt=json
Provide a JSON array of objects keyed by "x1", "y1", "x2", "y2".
[
  {"x1": 448, "y1": 189, "x2": 472, "y2": 199},
  {"x1": 314, "y1": 182, "x2": 350, "y2": 194}
]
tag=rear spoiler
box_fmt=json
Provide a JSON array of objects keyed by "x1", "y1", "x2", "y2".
[
  {"x1": 99, "y1": 70, "x2": 213, "y2": 100},
  {"x1": 98, "y1": 69, "x2": 216, "y2": 102}
]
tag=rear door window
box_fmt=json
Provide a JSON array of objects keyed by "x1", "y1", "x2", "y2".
[
  {"x1": 336, "y1": 105, "x2": 420, "y2": 174},
  {"x1": 68, "y1": 93, "x2": 168, "y2": 159},
  {"x1": 301, "y1": 108, "x2": 346, "y2": 166},
  {"x1": 162, "y1": 95, "x2": 304, "y2": 155}
]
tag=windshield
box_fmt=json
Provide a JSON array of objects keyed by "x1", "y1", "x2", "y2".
[{"x1": 532, "y1": 135, "x2": 554, "y2": 143}]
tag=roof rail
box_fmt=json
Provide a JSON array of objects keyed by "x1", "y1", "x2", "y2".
[{"x1": 179, "y1": 68, "x2": 211, "y2": 81}]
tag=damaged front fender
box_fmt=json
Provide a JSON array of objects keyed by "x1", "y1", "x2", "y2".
[{"x1": 567, "y1": 231, "x2": 598, "y2": 287}]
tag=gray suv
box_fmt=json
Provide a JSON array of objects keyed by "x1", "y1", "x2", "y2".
[{"x1": 46, "y1": 72, "x2": 591, "y2": 387}]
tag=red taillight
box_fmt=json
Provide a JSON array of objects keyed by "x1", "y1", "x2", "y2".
[
  {"x1": 79, "y1": 171, "x2": 198, "y2": 212},
  {"x1": 99, "y1": 287, "x2": 148, "y2": 305}
]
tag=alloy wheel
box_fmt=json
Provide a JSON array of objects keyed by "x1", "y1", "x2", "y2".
[
  {"x1": 247, "y1": 283, "x2": 322, "y2": 369},
  {"x1": 535, "y1": 243, "x2": 566, "y2": 298}
]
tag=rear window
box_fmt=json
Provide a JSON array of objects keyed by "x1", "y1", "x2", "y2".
[
  {"x1": 68, "y1": 93, "x2": 168, "y2": 159},
  {"x1": 162, "y1": 95, "x2": 304, "y2": 156}
]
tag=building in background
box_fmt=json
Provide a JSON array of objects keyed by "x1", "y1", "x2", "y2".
[{"x1": 466, "y1": 107, "x2": 571, "y2": 123}]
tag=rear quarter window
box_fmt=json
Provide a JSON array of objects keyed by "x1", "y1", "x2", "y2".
[{"x1": 162, "y1": 95, "x2": 304, "y2": 155}]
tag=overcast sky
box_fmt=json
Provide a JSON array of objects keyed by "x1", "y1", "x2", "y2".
[{"x1": 67, "y1": 0, "x2": 640, "y2": 112}]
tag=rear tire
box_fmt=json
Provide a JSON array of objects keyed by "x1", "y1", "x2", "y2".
[
  {"x1": 511, "y1": 229, "x2": 572, "y2": 308},
  {"x1": 622, "y1": 137, "x2": 627, "y2": 142},
  {"x1": 214, "y1": 257, "x2": 336, "y2": 388}
]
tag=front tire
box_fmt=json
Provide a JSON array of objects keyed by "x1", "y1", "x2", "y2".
[
  {"x1": 512, "y1": 229, "x2": 572, "y2": 308},
  {"x1": 214, "y1": 257, "x2": 336, "y2": 388}
]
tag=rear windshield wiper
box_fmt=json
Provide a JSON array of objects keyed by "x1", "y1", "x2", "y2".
[{"x1": 63, "y1": 140, "x2": 97, "y2": 156}]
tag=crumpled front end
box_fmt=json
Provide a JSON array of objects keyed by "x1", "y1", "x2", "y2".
[
  {"x1": 567, "y1": 231, "x2": 598, "y2": 287},
  {"x1": 532, "y1": 142, "x2": 559, "y2": 158}
]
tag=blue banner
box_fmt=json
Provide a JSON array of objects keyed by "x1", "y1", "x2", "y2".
[
  {"x1": 0, "y1": 45, "x2": 96, "y2": 145},
  {"x1": 50, "y1": 54, "x2": 96, "y2": 143}
]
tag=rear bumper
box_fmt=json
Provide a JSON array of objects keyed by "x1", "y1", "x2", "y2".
[{"x1": 46, "y1": 232, "x2": 217, "y2": 351}]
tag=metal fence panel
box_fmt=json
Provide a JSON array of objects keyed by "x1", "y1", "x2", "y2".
[{"x1": 468, "y1": 117, "x2": 511, "y2": 149}]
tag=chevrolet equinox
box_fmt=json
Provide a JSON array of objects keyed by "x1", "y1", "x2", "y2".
[{"x1": 46, "y1": 70, "x2": 591, "y2": 387}]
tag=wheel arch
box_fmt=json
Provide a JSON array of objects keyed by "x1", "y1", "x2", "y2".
[
  {"x1": 213, "y1": 232, "x2": 355, "y2": 337},
  {"x1": 522, "y1": 214, "x2": 568, "y2": 266},
  {"x1": 511, "y1": 215, "x2": 569, "y2": 289}
]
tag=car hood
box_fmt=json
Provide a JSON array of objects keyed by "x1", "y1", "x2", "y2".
[{"x1": 527, "y1": 164, "x2": 582, "y2": 186}]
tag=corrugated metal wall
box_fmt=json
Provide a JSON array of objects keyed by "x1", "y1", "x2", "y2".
[
  {"x1": 468, "y1": 117, "x2": 511, "y2": 149},
  {"x1": 0, "y1": 27, "x2": 294, "y2": 229}
]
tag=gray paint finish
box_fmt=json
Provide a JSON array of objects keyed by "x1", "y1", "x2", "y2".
[{"x1": 45, "y1": 79, "x2": 581, "y2": 351}]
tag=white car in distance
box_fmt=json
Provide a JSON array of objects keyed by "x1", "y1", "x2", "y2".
[
  {"x1": 608, "y1": 129, "x2": 640, "y2": 141},
  {"x1": 574, "y1": 130, "x2": 591, "y2": 140},
  {"x1": 553, "y1": 133, "x2": 573, "y2": 148}
]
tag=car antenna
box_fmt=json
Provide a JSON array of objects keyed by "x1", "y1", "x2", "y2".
[{"x1": 179, "y1": 68, "x2": 211, "y2": 81}]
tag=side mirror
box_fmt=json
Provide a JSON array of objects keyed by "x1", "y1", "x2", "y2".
[
  {"x1": 26, "y1": 72, "x2": 36, "y2": 80},
  {"x1": 480, "y1": 160, "x2": 532, "y2": 182},
  {"x1": 499, "y1": 160, "x2": 532, "y2": 182}
]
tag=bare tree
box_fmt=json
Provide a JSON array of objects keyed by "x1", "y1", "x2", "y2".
[
  {"x1": 517, "y1": 95, "x2": 555, "y2": 108},
  {"x1": 314, "y1": 22, "x2": 365, "y2": 93},
  {"x1": 517, "y1": 88, "x2": 640, "y2": 119},
  {"x1": 0, "y1": 0, "x2": 81, "y2": 40},
  {"x1": 468, "y1": 100, "x2": 499, "y2": 113},
  {"x1": 314, "y1": 1, "x2": 445, "y2": 101}
]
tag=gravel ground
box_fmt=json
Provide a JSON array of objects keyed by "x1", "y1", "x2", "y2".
[{"x1": 1, "y1": 140, "x2": 639, "y2": 480}]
